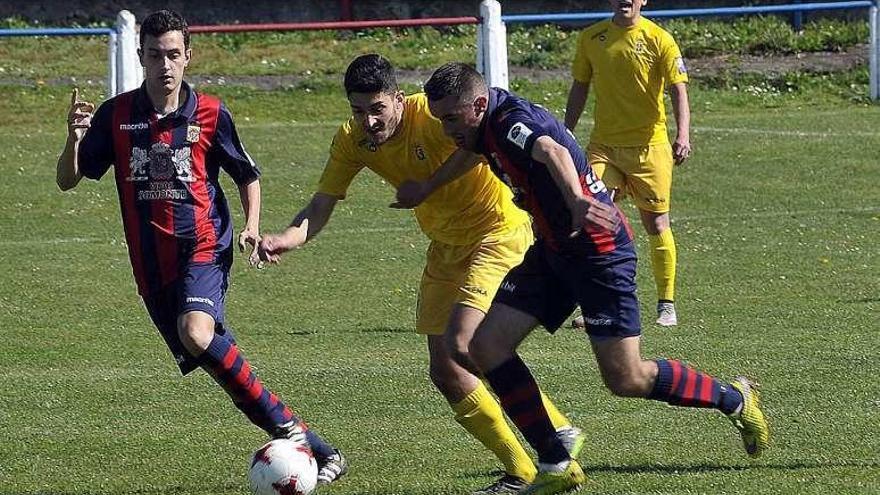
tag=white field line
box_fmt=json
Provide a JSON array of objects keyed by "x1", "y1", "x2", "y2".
[
  {"x1": 237, "y1": 121, "x2": 880, "y2": 139},
  {"x1": 6, "y1": 206, "x2": 878, "y2": 247},
  {"x1": 694, "y1": 125, "x2": 880, "y2": 138}
]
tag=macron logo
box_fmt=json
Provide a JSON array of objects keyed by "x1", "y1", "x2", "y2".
[
  {"x1": 119, "y1": 122, "x2": 149, "y2": 131},
  {"x1": 186, "y1": 296, "x2": 215, "y2": 307}
]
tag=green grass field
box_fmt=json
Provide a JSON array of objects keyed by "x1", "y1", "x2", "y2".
[{"x1": 0, "y1": 75, "x2": 878, "y2": 495}]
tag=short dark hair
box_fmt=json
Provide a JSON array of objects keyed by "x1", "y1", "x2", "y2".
[
  {"x1": 424, "y1": 62, "x2": 486, "y2": 102},
  {"x1": 344, "y1": 54, "x2": 399, "y2": 95},
  {"x1": 140, "y1": 10, "x2": 190, "y2": 50}
]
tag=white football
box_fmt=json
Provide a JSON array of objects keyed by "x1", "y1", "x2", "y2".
[{"x1": 248, "y1": 438, "x2": 318, "y2": 495}]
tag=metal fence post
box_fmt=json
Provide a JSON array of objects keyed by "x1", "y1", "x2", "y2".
[
  {"x1": 871, "y1": 2, "x2": 878, "y2": 100},
  {"x1": 478, "y1": 0, "x2": 509, "y2": 89},
  {"x1": 115, "y1": 10, "x2": 143, "y2": 95},
  {"x1": 108, "y1": 30, "x2": 117, "y2": 97}
]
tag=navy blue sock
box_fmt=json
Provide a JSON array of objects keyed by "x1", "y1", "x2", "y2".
[{"x1": 485, "y1": 355, "x2": 568, "y2": 465}]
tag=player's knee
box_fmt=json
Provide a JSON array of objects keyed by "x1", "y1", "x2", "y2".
[
  {"x1": 602, "y1": 370, "x2": 651, "y2": 398},
  {"x1": 444, "y1": 334, "x2": 472, "y2": 369},
  {"x1": 428, "y1": 359, "x2": 458, "y2": 394},
  {"x1": 177, "y1": 313, "x2": 215, "y2": 355},
  {"x1": 467, "y1": 331, "x2": 492, "y2": 367}
]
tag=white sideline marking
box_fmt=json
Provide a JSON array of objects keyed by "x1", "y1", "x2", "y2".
[
  {"x1": 9, "y1": 206, "x2": 878, "y2": 247},
  {"x1": 694, "y1": 126, "x2": 880, "y2": 139},
  {"x1": 237, "y1": 122, "x2": 880, "y2": 138}
]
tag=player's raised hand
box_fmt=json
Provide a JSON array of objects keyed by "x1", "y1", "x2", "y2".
[
  {"x1": 672, "y1": 137, "x2": 691, "y2": 165},
  {"x1": 67, "y1": 88, "x2": 95, "y2": 141},
  {"x1": 569, "y1": 195, "x2": 619, "y2": 237},
  {"x1": 390, "y1": 179, "x2": 430, "y2": 209}
]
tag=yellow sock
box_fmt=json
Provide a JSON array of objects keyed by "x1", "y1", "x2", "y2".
[
  {"x1": 452, "y1": 382, "x2": 537, "y2": 482},
  {"x1": 540, "y1": 391, "x2": 570, "y2": 430},
  {"x1": 648, "y1": 228, "x2": 677, "y2": 302}
]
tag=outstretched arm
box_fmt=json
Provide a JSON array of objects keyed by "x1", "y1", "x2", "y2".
[
  {"x1": 56, "y1": 88, "x2": 94, "y2": 190},
  {"x1": 258, "y1": 192, "x2": 339, "y2": 263},
  {"x1": 391, "y1": 148, "x2": 482, "y2": 209}
]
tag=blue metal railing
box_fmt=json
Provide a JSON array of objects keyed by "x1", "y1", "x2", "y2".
[
  {"x1": 0, "y1": 27, "x2": 114, "y2": 37},
  {"x1": 501, "y1": 1, "x2": 876, "y2": 24}
]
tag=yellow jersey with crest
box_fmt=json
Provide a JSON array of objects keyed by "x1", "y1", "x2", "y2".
[
  {"x1": 318, "y1": 93, "x2": 529, "y2": 245},
  {"x1": 572, "y1": 17, "x2": 688, "y2": 146}
]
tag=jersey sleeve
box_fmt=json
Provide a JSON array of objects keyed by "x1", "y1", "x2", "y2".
[
  {"x1": 571, "y1": 30, "x2": 593, "y2": 84},
  {"x1": 316, "y1": 125, "x2": 364, "y2": 199},
  {"x1": 659, "y1": 32, "x2": 689, "y2": 86},
  {"x1": 211, "y1": 103, "x2": 261, "y2": 185},
  {"x1": 494, "y1": 107, "x2": 553, "y2": 166},
  {"x1": 77, "y1": 100, "x2": 115, "y2": 180}
]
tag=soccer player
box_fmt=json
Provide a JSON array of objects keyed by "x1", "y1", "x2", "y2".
[
  {"x1": 54, "y1": 9, "x2": 346, "y2": 486},
  {"x1": 258, "y1": 54, "x2": 582, "y2": 494},
  {"x1": 565, "y1": 0, "x2": 691, "y2": 327},
  {"x1": 399, "y1": 62, "x2": 770, "y2": 495}
]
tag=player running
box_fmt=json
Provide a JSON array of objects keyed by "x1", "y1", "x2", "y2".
[
  {"x1": 55, "y1": 9, "x2": 346, "y2": 486},
  {"x1": 395, "y1": 62, "x2": 769, "y2": 495},
  {"x1": 258, "y1": 54, "x2": 583, "y2": 494}
]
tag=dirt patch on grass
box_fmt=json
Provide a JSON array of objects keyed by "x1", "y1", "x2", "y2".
[{"x1": 3, "y1": 45, "x2": 867, "y2": 89}]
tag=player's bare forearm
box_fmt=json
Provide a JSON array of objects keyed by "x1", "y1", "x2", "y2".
[
  {"x1": 56, "y1": 136, "x2": 83, "y2": 191},
  {"x1": 564, "y1": 80, "x2": 590, "y2": 131},
  {"x1": 238, "y1": 179, "x2": 262, "y2": 232},
  {"x1": 670, "y1": 82, "x2": 691, "y2": 164},
  {"x1": 289, "y1": 192, "x2": 338, "y2": 244},
  {"x1": 532, "y1": 136, "x2": 583, "y2": 207},
  {"x1": 427, "y1": 148, "x2": 482, "y2": 194},
  {"x1": 393, "y1": 149, "x2": 482, "y2": 209}
]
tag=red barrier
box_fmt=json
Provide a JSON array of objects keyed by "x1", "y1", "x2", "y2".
[{"x1": 189, "y1": 17, "x2": 480, "y2": 34}]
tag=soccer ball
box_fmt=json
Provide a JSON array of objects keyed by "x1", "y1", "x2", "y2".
[{"x1": 248, "y1": 438, "x2": 318, "y2": 495}]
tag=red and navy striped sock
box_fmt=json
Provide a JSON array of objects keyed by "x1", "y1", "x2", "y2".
[
  {"x1": 485, "y1": 355, "x2": 569, "y2": 465},
  {"x1": 200, "y1": 333, "x2": 299, "y2": 435},
  {"x1": 649, "y1": 359, "x2": 743, "y2": 415},
  {"x1": 200, "y1": 334, "x2": 338, "y2": 458}
]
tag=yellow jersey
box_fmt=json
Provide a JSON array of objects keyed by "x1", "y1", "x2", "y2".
[
  {"x1": 318, "y1": 93, "x2": 529, "y2": 245},
  {"x1": 572, "y1": 17, "x2": 688, "y2": 146}
]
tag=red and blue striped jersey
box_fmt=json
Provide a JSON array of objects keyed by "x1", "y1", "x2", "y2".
[
  {"x1": 476, "y1": 88, "x2": 632, "y2": 254},
  {"x1": 77, "y1": 82, "x2": 260, "y2": 296}
]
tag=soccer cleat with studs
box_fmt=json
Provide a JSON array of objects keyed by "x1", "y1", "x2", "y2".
[
  {"x1": 556, "y1": 426, "x2": 585, "y2": 459},
  {"x1": 655, "y1": 302, "x2": 678, "y2": 327},
  {"x1": 728, "y1": 377, "x2": 770, "y2": 458},
  {"x1": 471, "y1": 474, "x2": 530, "y2": 494},
  {"x1": 316, "y1": 448, "x2": 348, "y2": 485},
  {"x1": 520, "y1": 460, "x2": 586, "y2": 495}
]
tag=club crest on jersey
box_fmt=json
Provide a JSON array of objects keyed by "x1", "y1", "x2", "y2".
[
  {"x1": 634, "y1": 39, "x2": 647, "y2": 54},
  {"x1": 506, "y1": 122, "x2": 533, "y2": 150},
  {"x1": 358, "y1": 138, "x2": 378, "y2": 152},
  {"x1": 186, "y1": 124, "x2": 201, "y2": 143},
  {"x1": 127, "y1": 142, "x2": 194, "y2": 183},
  {"x1": 414, "y1": 144, "x2": 426, "y2": 160}
]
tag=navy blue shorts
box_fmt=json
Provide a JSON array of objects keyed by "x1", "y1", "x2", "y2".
[
  {"x1": 143, "y1": 262, "x2": 235, "y2": 375},
  {"x1": 493, "y1": 239, "x2": 641, "y2": 338}
]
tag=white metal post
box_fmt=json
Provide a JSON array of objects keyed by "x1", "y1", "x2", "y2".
[
  {"x1": 108, "y1": 30, "x2": 117, "y2": 97},
  {"x1": 478, "y1": 0, "x2": 509, "y2": 89},
  {"x1": 871, "y1": 3, "x2": 879, "y2": 100},
  {"x1": 115, "y1": 10, "x2": 143, "y2": 95}
]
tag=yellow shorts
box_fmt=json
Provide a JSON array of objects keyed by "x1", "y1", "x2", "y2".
[
  {"x1": 588, "y1": 142, "x2": 673, "y2": 213},
  {"x1": 416, "y1": 221, "x2": 533, "y2": 335}
]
